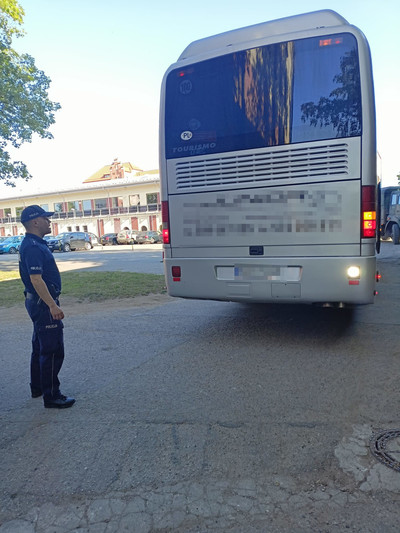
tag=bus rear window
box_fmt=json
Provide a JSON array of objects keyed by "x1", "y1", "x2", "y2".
[{"x1": 165, "y1": 33, "x2": 361, "y2": 159}]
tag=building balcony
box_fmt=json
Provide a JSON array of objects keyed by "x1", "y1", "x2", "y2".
[{"x1": 1, "y1": 204, "x2": 161, "y2": 224}]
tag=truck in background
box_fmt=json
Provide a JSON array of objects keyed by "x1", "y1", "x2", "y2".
[{"x1": 380, "y1": 187, "x2": 400, "y2": 244}]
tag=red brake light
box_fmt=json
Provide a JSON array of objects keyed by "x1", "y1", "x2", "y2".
[
  {"x1": 162, "y1": 228, "x2": 170, "y2": 244},
  {"x1": 319, "y1": 37, "x2": 343, "y2": 47},
  {"x1": 362, "y1": 186, "x2": 376, "y2": 238},
  {"x1": 162, "y1": 201, "x2": 170, "y2": 244}
]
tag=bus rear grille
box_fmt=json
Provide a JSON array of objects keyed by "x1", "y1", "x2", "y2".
[{"x1": 175, "y1": 143, "x2": 349, "y2": 189}]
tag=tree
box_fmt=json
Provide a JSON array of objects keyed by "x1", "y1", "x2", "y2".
[{"x1": 0, "y1": 0, "x2": 60, "y2": 186}]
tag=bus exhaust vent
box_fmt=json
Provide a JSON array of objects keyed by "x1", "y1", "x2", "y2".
[{"x1": 174, "y1": 143, "x2": 349, "y2": 189}]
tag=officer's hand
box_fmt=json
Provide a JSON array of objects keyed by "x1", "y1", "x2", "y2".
[{"x1": 50, "y1": 303, "x2": 64, "y2": 320}]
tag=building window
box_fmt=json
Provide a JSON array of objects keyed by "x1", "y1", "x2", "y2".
[
  {"x1": 146, "y1": 193, "x2": 158, "y2": 205},
  {"x1": 67, "y1": 226, "x2": 72, "y2": 232},
  {"x1": 15, "y1": 206, "x2": 24, "y2": 217},
  {"x1": 110, "y1": 196, "x2": 123, "y2": 208},
  {"x1": 40, "y1": 204, "x2": 49, "y2": 211},
  {"x1": 68, "y1": 201, "x2": 80, "y2": 211},
  {"x1": 94, "y1": 198, "x2": 107, "y2": 209},
  {"x1": 129, "y1": 194, "x2": 140, "y2": 206},
  {"x1": 82, "y1": 199, "x2": 91, "y2": 211},
  {"x1": 54, "y1": 202, "x2": 63, "y2": 212}
]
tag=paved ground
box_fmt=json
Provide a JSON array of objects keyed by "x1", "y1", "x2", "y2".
[
  {"x1": 1, "y1": 242, "x2": 400, "y2": 532},
  {"x1": 0, "y1": 244, "x2": 164, "y2": 275}
]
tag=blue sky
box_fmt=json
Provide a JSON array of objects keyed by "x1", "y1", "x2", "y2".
[{"x1": 2, "y1": 0, "x2": 399, "y2": 196}]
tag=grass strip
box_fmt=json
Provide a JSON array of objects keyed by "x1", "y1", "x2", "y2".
[{"x1": 0, "y1": 271, "x2": 166, "y2": 307}]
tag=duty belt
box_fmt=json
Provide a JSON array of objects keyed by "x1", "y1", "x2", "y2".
[{"x1": 25, "y1": 291, "x2": 60, "y2": 300}]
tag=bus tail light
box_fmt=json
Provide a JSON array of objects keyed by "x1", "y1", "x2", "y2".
[
  {"x1": 162, "y1": 201, "x2": 170, "y2": 244},
  {"x1": 162, "y1": 228, "x2": 170, "y2": 244},
  {"x1": 172, "y1": 266, "x2": 181, "y2": 281},
  {"x1": 361, "y1": 186, "x2": 376, "y2": 238}
]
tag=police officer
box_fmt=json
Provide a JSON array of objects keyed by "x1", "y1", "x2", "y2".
[{"x1": 19, "y1": 205, "x2": 75, "y2": 409}]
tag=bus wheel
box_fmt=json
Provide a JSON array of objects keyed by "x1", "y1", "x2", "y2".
[{"x1": 392, "y1": 224, "x2": 400, "y2": 245}]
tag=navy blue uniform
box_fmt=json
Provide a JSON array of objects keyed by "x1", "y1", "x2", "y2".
[{"x1": 19, "y1": 234, "x2": 65, "y2": 401}]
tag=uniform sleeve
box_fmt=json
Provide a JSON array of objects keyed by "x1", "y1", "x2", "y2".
[{"x1": 23, "y1": 243, "x2": 45, "y2": 277}]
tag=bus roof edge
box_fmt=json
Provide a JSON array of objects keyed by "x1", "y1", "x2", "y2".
[{"x1": 178, "y1": 10, "x2": 349, "y2": 61}]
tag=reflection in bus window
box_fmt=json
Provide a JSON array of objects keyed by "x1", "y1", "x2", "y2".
[{"x1": 165, "y1": 33, "x2": 361, "y2": 159}]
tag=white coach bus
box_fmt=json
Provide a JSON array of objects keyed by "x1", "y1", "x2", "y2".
[{"x1": 159, "y1": 10, "x2": 380, "y2": 306}]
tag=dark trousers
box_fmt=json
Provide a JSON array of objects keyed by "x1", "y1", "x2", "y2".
[{"x1": 25, "y1": 296, "x2": 65, "y2": 401}]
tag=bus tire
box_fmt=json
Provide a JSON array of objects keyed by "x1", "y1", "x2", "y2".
[{"x1": 392, "y1": 224, "x2": 400, "y2": 245}]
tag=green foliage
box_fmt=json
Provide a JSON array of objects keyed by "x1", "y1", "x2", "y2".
[
  {"x1": 0, "y1": 0, "x2": 61, "y2": 185},
  {"x1": 0, "y1": 0, "x2": 24, "y2": 40},
  {"x1": 301, "y1": 49, "x2": 362, "y2": 138}
]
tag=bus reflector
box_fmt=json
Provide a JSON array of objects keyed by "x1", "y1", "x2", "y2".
[
  {"x1": 361, "y1": 186, "x2": 376, "y2": 238},
  {"x1": 172, "y1": 266, "x2": 181, "y2": 281}
]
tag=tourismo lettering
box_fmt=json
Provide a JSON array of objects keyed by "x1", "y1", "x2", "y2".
[{"x1": 173, "y1": 143, "x2": 216, "y2": 154}]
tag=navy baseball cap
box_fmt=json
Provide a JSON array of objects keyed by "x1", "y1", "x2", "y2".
[{"x1": 21, "y1": 205, "x2": 55, "y2": 224}]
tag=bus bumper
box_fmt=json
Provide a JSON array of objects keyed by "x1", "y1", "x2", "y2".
[{"x1": 164, "y1": 255, "x2": 377, "y2": 305}]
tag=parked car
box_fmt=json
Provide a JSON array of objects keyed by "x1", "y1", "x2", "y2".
[
  {"x1": 0, "y1": 235, "x2": 24, "y2": 254},
  {"x1": 44, "y1": 235, "x2": 61, "y2": 252},
  {"x1": 100, "y1": 233, "x2": 119, "y2": 245},
  {"x1": 53, "y1": 232, "x2": 93, "y2": 252},
  {"x1": 88, "y1": 232, "x2": 100, "y2": 246},
  {"x1": 136, "y1": 231, "x2": 163, "y2": 244},
  {"x1": 117, "y1": 229, "x2": 139, "y2": 244}
]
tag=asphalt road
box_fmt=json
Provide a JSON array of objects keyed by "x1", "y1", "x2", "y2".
[{"x1": 1, "y1": 241, "x2": 400, "y2": 532}]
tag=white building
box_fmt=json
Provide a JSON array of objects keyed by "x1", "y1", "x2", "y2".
[{"x1": 0, "y1": 160, "x2": 161, "y2": 237}]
